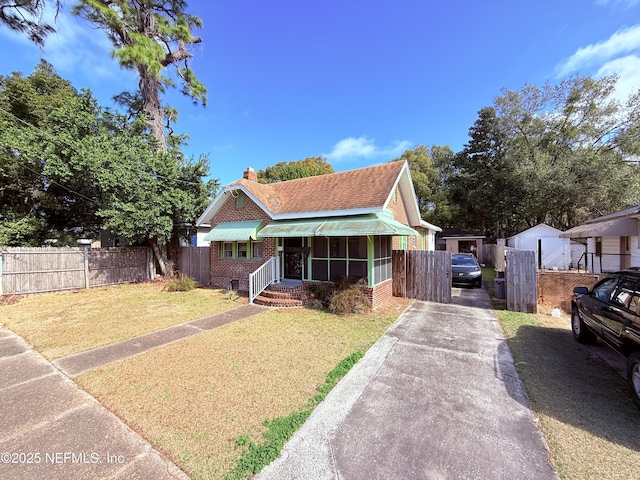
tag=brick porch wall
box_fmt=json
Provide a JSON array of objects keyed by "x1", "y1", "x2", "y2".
[
  {"x1": 537, "y1": 270, "x2": 604, "y2": 313},
  {"x1": 365, "y1": 279, "x2": 393, "y2": 309}
]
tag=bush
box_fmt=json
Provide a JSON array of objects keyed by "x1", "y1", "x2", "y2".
[
  {"x1": 328, "y1": 283, "x2": 371, "y2": 315},
  {"x1": 164, "y1": 274, "x2": 199, "y2": 292},
  {"x1": 307, "y1": 283, "x2": 335, "y2": 309}
]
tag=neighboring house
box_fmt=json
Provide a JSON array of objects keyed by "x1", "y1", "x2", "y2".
[
  {"x1": 559, "y1": 205, "x2": 640, "y2": 273},
  {"x1": 438, "y1": 229, "x2": 486, "y2": 264},
  {"x1": 196, "y1": 162, "x2": 441, "y2": 307},
  {"x1": 506, "y1": 224, "x2": 571, "y2": 270}
]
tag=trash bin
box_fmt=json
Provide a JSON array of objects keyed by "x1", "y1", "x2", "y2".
[
  {"x1": 230, "y1": 279, "x2": 239, "y2": 290},
  {"x1": 494, "y1": 278, "x2": 505, "y2": 299}
]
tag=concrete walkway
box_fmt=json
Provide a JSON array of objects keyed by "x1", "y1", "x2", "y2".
[
  {"x1": 54, "y1": 304, "x2": 265, "y2": 377},
  {"x1": 0, "y1": 304, "x2": 265, "y2": 480},
  {"x1": 257, "y1": 288, "x2": 559, "y2": 480}
]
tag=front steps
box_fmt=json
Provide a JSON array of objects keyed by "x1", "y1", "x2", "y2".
[{"x1": 253, "y1": 283, "x2": 312, "y2": 308}]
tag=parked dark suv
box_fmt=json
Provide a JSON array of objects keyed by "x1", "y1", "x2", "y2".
[{"x1": 572, "y1": 269, "x2": 640, "y2": 408}]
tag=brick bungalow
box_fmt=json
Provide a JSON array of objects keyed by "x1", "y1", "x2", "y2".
[{"x1": 195, "y1": 161, "x2": 441, "y2": 307}]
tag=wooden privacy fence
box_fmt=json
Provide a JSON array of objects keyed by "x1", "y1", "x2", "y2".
[
  {"x1": 0, "y1": 246, "x2": 153, "y2": 296},
  {"x1": 505, "y1": 249, "x2": 538, "y2": 313},
  {"x1": 176, "y1": 246, "x2": 211, "y2": 286},
  {"x1": 393, "y1": 250, "x2": 452, "y2": 303}
]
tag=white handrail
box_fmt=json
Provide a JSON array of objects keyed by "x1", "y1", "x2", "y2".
[{"x1": 249, "y1": 256, "x2": 280, "y2": 304}]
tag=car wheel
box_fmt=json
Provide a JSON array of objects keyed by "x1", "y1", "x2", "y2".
[
  {"x1": 627, "y1": 352, "x2": 640, "y2": 409},
  {"x1": 571, "y1": 306, "x2": 597, "y2": 344},
  {"x1": 473, "y1": 279, "x2": 482, "y2": 288}
]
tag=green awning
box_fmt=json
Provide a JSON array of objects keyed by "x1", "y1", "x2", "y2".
[
  {"x1": 257, "y1": 213, "x2": 419, "y2": 238},
  {"x1": 203, "y1": 220, "x2": 263, "y2": 241}
]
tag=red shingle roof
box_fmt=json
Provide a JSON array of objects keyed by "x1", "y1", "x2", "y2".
[{"x1": 231, "y1": 161, "x2": 405, "y2": 215}]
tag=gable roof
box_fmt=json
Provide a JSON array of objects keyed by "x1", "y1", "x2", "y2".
[
  {"x1": 228, "y1": 161, "x2": 404, "y2": 215},
  {"x1": 197, "y1": 161, "x2": 433, "y2": 229},
  {"x1": 508, "y1": 223, "x2": 563, "y2": 239}
]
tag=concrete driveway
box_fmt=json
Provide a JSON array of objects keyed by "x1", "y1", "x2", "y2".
[{"x1": 257, "y1": 287, "x2": 558, "y2": 480}]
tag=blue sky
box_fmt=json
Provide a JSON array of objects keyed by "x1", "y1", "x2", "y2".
[{"x1": 1, "y1": 0, "x2": 639, "y2": 187}]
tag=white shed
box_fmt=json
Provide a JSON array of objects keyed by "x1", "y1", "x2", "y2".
[{"x1": 506, "y1": 224, "x2": 571, "y2": 270}]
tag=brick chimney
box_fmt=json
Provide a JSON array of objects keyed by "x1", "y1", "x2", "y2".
[{"x1": 243, "y1": 167, "x2": 258, "y2": 182}]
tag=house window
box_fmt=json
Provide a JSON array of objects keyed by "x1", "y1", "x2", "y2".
[
  {"x1": 348, "y1": 237, "x2": 367, "y2": 259},
  {"x1": 374, "y1": 236, "x2": 392, "y2": 284},
  {"x1": 235, "y1": 192, "x2": 245, "y2": 209},
  {"x1": 310, "y1": 236, "x2": 370, "y2": 283},
  {"x1": 595, "y1": 237, "x2": 602, "y2": 257},
  {"x1": 221, "y1": 240, "x2": 263, "y2": 259},
  {"x1": 330, "y1": 237, "x2": 346, "y2": 258},
  {"x1": 251, "y1": 241, "x2": 263, "y2": 259}
]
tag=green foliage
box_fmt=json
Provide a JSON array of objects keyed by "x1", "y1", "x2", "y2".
[
  {"x1": 0, "y1": 61, "x2": 213, "y2": 248},
  {"x1": 72, "y1": 0, "x2": 207, "y2": 147},
  {"x1": 257, "y1": 156, "x2": 334, "y2": 183},
  {"x1": 392, "y1": 145, "x2": 457, "y2": 227},
  {"x1": 0, "y1": 0, "x2": 61, "y2": 45},
  {"x1": 164, "y1": 275, "x2": 199, "y2": 292},
  {"x1": 225, "y1": 350, "x2": 364, "y2": 480},
  {"x1": 450, "y1": 75, "x2": 640, "y2": 239}
]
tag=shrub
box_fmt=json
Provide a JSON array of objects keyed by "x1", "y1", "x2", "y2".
[
  {"x1": 328, "y1": 283, "x2": 371, "y2": 315},
  {"x1": 307, "y1": 283, "x2": 335, "y2": 309},
  {"x1": 225, "y1": 289, "x2": 239, "y2": 301},
  {"x1": 164, "y1": 274, "x2": 199, "y2": 292}
]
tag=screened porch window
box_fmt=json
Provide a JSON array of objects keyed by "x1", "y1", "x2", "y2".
[{"x1": 309, "y1": 235, "x2": 389, "y2": 285}]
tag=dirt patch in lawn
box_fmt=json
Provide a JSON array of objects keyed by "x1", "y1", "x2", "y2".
[
  {"x1": 0, "y1": 282, "x2": 245, "y2": 360},
  {"x1": 76, "y1": 301, "x2": 410, "y2": 480},
  {"x1": 497, "y1": 308, "x2": 640, "y2": 480}
]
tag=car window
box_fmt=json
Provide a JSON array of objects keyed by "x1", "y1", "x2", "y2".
[
  {"x1": 452, "y1": 256, "x2": 477, "y2": 266},
  {"x1": 612, "y1": 278, "x2": 637, "y2": 307},
  {"x1": 592, "y1": 277, "x2": 619, "y2": 301}
]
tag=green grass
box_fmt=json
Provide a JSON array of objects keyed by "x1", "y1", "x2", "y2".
[{"x1": 225, "y1": 350, "x2": 364, "y2": 480}]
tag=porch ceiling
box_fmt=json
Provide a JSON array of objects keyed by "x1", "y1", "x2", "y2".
[
  {"x1": 559, "y1": 217, "x2": 638, "y2": 238},
  {"x1": 257, "y1": 213, "x2": 419, "y2": 238},
  {"x1": 203, "y1": 220, "x2": 263, "y2": 241}
]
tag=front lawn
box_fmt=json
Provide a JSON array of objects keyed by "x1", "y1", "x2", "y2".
[
  {"x1": 1, "y1": 282, "x2": 410, "y2": 479},
  {"x1": 1, "y1": 282, "x2": 245, "y2": 360},
  {"x1": 496, "y1": 308, "x2": 640, "y2": 479}
]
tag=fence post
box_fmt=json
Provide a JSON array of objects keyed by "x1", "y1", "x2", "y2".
[
  {"x1": 77, "y1": 240, "x2": 91, "y2": 290},
  {"x1": 0, "y1": 250, "x2": 3, "y2": 296}
]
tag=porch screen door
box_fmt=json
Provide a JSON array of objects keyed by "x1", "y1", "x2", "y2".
[{"x1": 283, "y1": 238, "x2": 304, "y2": 279}]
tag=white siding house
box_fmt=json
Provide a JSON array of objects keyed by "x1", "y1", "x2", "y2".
[
  {"x1": 507, "y1": 224, "x2": 571, "y2": 270},
  {"x1": 560, "y1": 205, "x2": 640, "y2": 273}
]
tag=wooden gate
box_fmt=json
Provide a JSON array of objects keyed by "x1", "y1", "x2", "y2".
[
  {"x1": 392, "y1": 250, "x2": 451, "y2": 303},
  {"x1": 177, "y1": 247, "x2": 211, "y2": 286},
  {"x1": 505, "y1": 249, "x2": 537, "y2": 313}
]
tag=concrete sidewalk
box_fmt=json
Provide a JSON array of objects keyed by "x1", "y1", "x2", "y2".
[
  {"x1": 0, "y1": 326, "x2": 188, "y2": 480},
  {"x1": 0, "y1": 303, "x2": 266, "y2": 480},
  {"x1": 54, "y1": 304, "x2": 265, "y2": 377},
  {"x1": 257, "y1": 288, "x2": 559, "y2": 480}
]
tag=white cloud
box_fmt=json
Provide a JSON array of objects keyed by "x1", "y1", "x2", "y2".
[
  {"x1": 324, "y1": 136, "x2": 413, "y2": 161},
  {"x1": 556, "y1": 25, "x2": 640, "y2": 76},
  {"x1": 596, "y1": 54, "x2": 640, "y2": 99},
  {"x1": 43, "y1": 12, "x2": 131, "y2": 83},
  {"x1": 595, "y1": 0, "x2": 639, "y2": 6}
]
